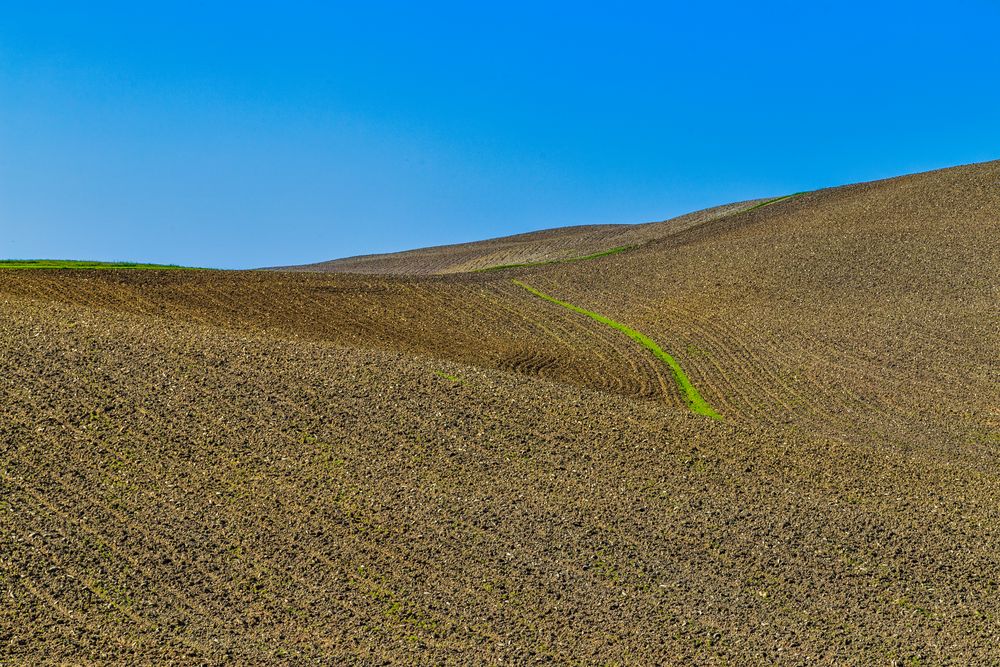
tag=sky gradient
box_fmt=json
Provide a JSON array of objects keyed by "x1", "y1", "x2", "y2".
[{"x1": 2, "y1": 2, "x2": 998, "y2": 269}]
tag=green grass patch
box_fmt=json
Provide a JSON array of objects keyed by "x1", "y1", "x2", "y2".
[
  {"x1": 0, "y1": 259, "x2": 203, "y2": 270},
  {"x1": 513, "y1": 280, "x2": 722, "y2": 420},
  {"x1": 475, "y1": 244, "x2": 637, "y2": 273}
]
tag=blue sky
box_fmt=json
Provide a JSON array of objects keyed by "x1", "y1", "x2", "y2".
[{"x1": 2, "y1": 2, "x2": 998, "y2": 269}]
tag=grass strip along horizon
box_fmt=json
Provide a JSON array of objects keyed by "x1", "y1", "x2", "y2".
[{"x1": 0, "y1": 259, "x2": 204, "y2": 270}]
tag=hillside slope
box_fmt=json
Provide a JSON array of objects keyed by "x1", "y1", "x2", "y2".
[
  {"x1": 2, "y1": 159, "x2": 999, "y2": 663},
  {"x1": 273, "y1": 199, "x2": 764, "y2": 274}
]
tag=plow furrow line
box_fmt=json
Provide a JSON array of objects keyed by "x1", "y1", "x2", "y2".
[{"x1": 647, "y1": 301, "x2": 893, "y2": 430}]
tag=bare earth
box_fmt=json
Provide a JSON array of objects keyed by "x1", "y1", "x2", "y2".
[{"x1": 2, "y1": 160, "x2": 998, "y2": 664}]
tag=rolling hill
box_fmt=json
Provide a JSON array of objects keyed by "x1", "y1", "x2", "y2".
[
  {"x1": 269, "y1": 198, "x2": 766, "y2": 274},
  {"x1": 2, "y1": 159, "x2": 998, "y2": 664}
]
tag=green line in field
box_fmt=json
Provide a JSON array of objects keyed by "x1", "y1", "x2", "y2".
[
  {"x1": 513, "y1": 280, "x2": 722, "y2": 420},
  {"x1": 740, "y1": 192, "x2": 804, "y2": 213},
  {"x1": 475, "y1": 244, "x2": 637, "y2": 273}
]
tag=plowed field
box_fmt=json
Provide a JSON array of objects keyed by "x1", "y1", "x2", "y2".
[{"x1": 2, "y1": 159, "x2": 998, "y2": 664}]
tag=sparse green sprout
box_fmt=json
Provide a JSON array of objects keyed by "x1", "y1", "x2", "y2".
[{"x1": 433, "y1": 370, "x2": 463, "y2": 383}]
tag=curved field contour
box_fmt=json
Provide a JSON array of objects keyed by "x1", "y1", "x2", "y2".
[{"x1": 513, "y1": 280, "x2": 722, "y2": 419}]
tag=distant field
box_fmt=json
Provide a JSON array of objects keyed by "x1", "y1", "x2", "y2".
[
  {"x1": 270, "y1": 199, "x2": 766, "y2": 274},
  {"x1": 473, "y1": 244, "x2": 637, "y2": 272},
  {"x1": 0, "y1": 259, "x2": 202, "y2": 270},
  {"x1": 273, "y1": 194, "x2": 812, "y2": 275}
]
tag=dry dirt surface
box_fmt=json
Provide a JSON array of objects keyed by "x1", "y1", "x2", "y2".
[{"x1": 2, "y1": 159, "x2": 999, "y2": 664}]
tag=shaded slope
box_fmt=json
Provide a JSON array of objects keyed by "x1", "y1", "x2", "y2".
[{"x1": 0, "y1": 270, "x2": 677, "y2": 404}]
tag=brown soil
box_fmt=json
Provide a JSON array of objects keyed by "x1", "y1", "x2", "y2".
[{"x1": 2, "y1": 159, "x2": 998, "y2": 664}]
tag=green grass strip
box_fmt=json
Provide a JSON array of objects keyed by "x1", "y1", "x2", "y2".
[
  {"x1": 0, "y1": 259, "x2": 203, "y2": 270},
  {"x1": 740, "y1": 192, "x2": 805, "y2": 213},
  {"x1": 475, "y1": 244, "x2": 637, "y2": 273},
  {"x1": 513, "y1": 280, "x2": 722, "y2": 419}
]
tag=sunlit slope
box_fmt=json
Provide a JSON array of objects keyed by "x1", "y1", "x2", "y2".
[{"x1": 525, "y1": 159, "x2": 1000, "y2": 446}]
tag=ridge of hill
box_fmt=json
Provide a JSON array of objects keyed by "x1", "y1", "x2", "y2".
[{"x1": 271, "y1": 198, "x2": 769, "y2": 274}]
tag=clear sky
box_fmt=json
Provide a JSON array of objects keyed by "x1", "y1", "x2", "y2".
[{"x1": 2, "y1": 2, "x2": 998, "y2": 269}]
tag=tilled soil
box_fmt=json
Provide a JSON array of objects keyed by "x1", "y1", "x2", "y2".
[
  {"x1": 2, "y1": 159, "x2": 999, "y2": 664},
  {"x1": 4, "y1": 294, "x2": 1000, "y2": 664}
]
